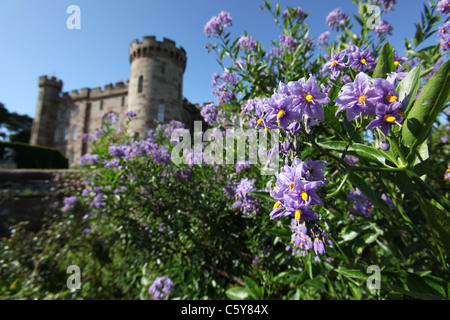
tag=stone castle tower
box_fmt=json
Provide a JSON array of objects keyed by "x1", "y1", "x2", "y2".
[{"x1": 30, "y1": 36, "x2": 204, "y2": 166}]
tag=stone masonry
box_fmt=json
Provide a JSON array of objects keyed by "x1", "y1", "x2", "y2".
[{"x1": 30, "y1": 36, "x2": 207, "y2": 166}]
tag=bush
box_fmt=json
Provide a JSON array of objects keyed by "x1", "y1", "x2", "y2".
[{"x1": 0, "y1": 142, "x2": 68, "y2": 169}]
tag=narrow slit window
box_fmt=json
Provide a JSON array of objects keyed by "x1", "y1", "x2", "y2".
[
  {"x1": 157, "y1": 102, "x2": 165, "y2": 122},
  {"x1": 138, "y1": 75, "x2": 144, "y2": 93}
]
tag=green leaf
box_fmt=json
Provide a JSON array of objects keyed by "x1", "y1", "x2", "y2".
[
  {"x1": 402, "y1": 59, "x2": 450, "y2": 152},
  {"x1": 225, "y1": 286, "x2": 251, "y2": 300},
  {"x1": 316, "y1": 140, "x2": 391, "y2": 166},
  {"x1": 372, "y1": 42, "x2": 395, "y2": 78},
  {"x1": 396, "y1": 62, "x2": 422, "y2": 114},
  {"x1": 417, "y1": 197, "x2": 450, "y2": 260}
]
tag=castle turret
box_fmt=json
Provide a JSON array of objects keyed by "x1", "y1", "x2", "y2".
[
  {"x1": 30, "y1": 76, "x2": 63, "y2": 146},
  {"x1": 127, "y1": 36, "x2": 187, "y2": 135}
]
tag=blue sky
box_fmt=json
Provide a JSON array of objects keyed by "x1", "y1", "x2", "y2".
[{"x1": 0, "y1": 0, "x2": 438, "y2": 118}]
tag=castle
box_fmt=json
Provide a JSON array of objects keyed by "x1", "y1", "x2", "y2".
[{"x1": 30, "y1": 36, "x2": 205, "y2": 166}]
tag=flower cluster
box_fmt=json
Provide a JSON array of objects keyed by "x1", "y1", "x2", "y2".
[
  {"x1": 437, "y1": 0, "x2": 450, "y2": 18},
  {"x1": 204, "y1": 11, "x2": 232, "y2": 38},
  {"x1": 282, "y1": 6, "x2": 304, "y2": 20},
  {"x1": 377, "y1": 0, "x2": 397, "y2": 12},
  {"x1": 62, "y1": 196, "x2": 78, "y2": 212},
  {"x1": 334, "y1": 72, "x2": 405, "y2": 137},
  {"x1": 289, "y1": 222, "x2": 331, "y2": 256},
  {"x1": 79, "y1": 154, "x2": 99, "y2": 166},
  {"x1": 438, "y1": 21, "x2": 450, "y2": 52},
  {"x1": 322, "y1": 44, "x2": 377, "y2": 78},
  {"x1": 317, "y1": 31, "x2": 330, "y2": 49},
  {"x1": 232, "y1": 178, "x2": 259, "y2": 215},
  {"x1": 347, "y1": 188, "x2": 373, "y2": 218},
  {"x1": 237, "y1": 35, "x2": 256, "y2": 51},
  {"x1": 245, "y1": 75, "x2": 329, "y2": 134},
  {"x1": 211, "y1": 71, "x2": 240, "y2": 104},
  {"x1": 124, "y1": 110, "x2": 137, "y2": 118},
  {"x1": 279, "y1": 35, "x2": 298, "y2": 51},
  {"x1": 326, "y1": 8, "x2": 348, "y2": 31},
  {"x1": 200, "y1": 103, "x2": 218, "y2": 124},
  {"x1": 149, "y1": 276, "x2": 175, "y2": 300},
  {"x1": 373, "y1": 20, "x2": 393, "y2": 38},
  {"x1": 445, "y1": 164, "x2": 450, "y2": 181},
  {"x1": 269, "y1": 157, "x2": 328, "y2": 222}
]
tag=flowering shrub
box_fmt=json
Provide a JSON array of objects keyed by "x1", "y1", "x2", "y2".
[{"x1": 1, "y1": 0, "x2": 450, "y2": 301}]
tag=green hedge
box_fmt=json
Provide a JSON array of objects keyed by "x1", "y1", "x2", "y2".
[{"x1": 0, "y1": 142, "x2": 68, "y2": 169}]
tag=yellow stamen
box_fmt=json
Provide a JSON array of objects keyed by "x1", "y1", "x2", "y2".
[
  {"x1": 301, "y1": 191, "x2": 309, "y2": 201},
  {"x1": 386, "y1": 95, "x2": 397, "y2": 103},
  {"x1": 384, "y1": 115, "x2": 397, "y2": 123},
  {"x1": 264, "y1": 127, "x2": 269, "y2": 132},
  {"x1": 257, "y1": 118, "x2": 263, "y2": 125},
  {"x1": 277, "y1": 110, "x2": 285, "y2": 119},
  {"x1": 359, "y1": 96, "x2": 367, "y2": 105},
  {"x1": 331, "y1": 60, "x2": 338, "y2": 66},
  {"x1": 305, "y1": 94, "x2": 314, "y2": 103},
  {"x1": 360, "y1": 58, "x2": 366, "y2": 65},
  {"x1": 288, "y1": 182, "x2": 294, "y2": 189},
  {"x1": 295, "y1": 209, "x2": 302, "y2": 221},
  {"x1": 394, "y1": 61, "x2": 400, "y2": 66},
  {"x1": 273, "y1": 201, "x2": 281, "y2": 209}
]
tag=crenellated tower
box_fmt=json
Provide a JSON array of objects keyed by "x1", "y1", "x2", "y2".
[
  {"x1": 30, "y1": 76, "x2": 63, "y2": 146},
  {"x1": 127, "y1": 36, "x2": 187, "y2": 136}
]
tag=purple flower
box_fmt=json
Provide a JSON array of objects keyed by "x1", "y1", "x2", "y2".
[
  {"x1": 236, "y1": 161, "x2": 251, "y2": 174},
  {"x1": 204, "y1": 11, "x2": 232, "y2": 37},
  {"x1": 438, "y1": 21, "x2": 450, "y2": 52},
  {"x1": 266, "y1": 95, "x2": 301, "y2": 130},
  {"x1": 323, "y1": 49, "x2": 347, "y2": 78},
  {"x1": 62, "y1": 196, "x2": 77, "y2": 212},
  {"x1": 335, "y1": 72, "x2": 380, "y2": 121},
  {"x1": 313, "y1": 238, "x2": 326, "y2": 255},
  {"x1": 317, "y1": 31, "x2": 330, "y2": 49},
  {"x1": 149, "y1": 276, "x2": 175, "y2": 300},
  {"x1": 377, "y1": 0, "x2": 397, "y2": 12},
  {"x1": 373, "y1": 20, "x2": 393, "y2": 38},
  {"x1": 445, "y1": 164, "x2": 450, "y2": 181},
  {"x1": 200, "y1": 103, "x2": 218, "y2": 124},
  {"x1": 124, "y1": 110, "x2": 137, "y2": 118},
  {"x1": 289, "y1": 75, "x2": 330, "y2": 121},
  {"x1": 279, "y1": 35, "x2": 298, "y2": 51},
  {"x1": 393, "y1": 49, "x2": 407, "y2": 72},
  {"x1": 326, "y1": 8, "x2": 348, "y2": 31},
  {"x1": 347, "y1": 189, "x2": 373, "y2": 217},
  {"x1": 79, "y1": 154, "x2": 99, "y2": 166},
  {"x1": 382, "y1": 193, "x2": 396, "y2": 210},
  {"x1": 437, "y1": 0, "x2": 450, "y2": 18},
  {"x1": 237, "y1": 35, "x2": 256, "y2": 51},
  {"x1": 89, "y1": 194, "x2": 105, "y2": 209},
  {"x1": 366, "y1": 101, "x2": 405, "y2": 137},
  {"x1": 348, "y1": 47, "x2": 376, "y2": 72}
]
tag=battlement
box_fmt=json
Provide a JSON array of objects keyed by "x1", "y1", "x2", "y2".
[
  {"x1": 129, "y1": 36, "x2": 187, "y2": 70},
  {"x1": 62, "y1": 80, "x2": 129, "y2": 100},
  {"x1": 38, "y1": 75, "x2": 63, "y2": 90}
]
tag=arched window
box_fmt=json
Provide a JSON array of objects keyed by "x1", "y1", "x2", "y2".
[
  {"x1": 157, "y1": 102, "x2": 165, "y2": 122},
  {"x1": 72, "y1": 125, "x2": 78, "y2": 140},
  {"x1": 138, "y1": 75, "x2": 144, "y2": 93}
]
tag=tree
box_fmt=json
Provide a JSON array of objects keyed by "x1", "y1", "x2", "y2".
[{"x1": 0, "y1": 103, "x2": 33, "y2": 143}]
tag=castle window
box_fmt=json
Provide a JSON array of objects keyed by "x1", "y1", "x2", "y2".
[
  {"x1": 69, "y1": 149, "x2": 74, "y2": 165},
  {"x1": 57, "y1": 110, "x2": 62, "y2": 120},
  {"x1": 64, "y1": 127, "x2": 69, "y2": 141},
  {"x1": 121, "y1": 95, "x2": 125, "y2": 107},
  {"x1": 54, "y1": 128, "x2": 61, "y2": 142},
  {"x1": 157, "y1": 102, "x2": 165, "y2": 122},
  {"x1": 161, "y1": 63, "x2": 166, "y2": 74},
  {"x1": 138, "y1": 76, "x2": 144, "y2": 93},
  {"x1": 72, "y1": 125, "x2": 78, "y2": 140},
  {"x1": 74, "y1": 106, "x2": 79, "y2": 117},
  {"x1": 66, "y1": 109, "x2": 71, "y2": 119}
]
